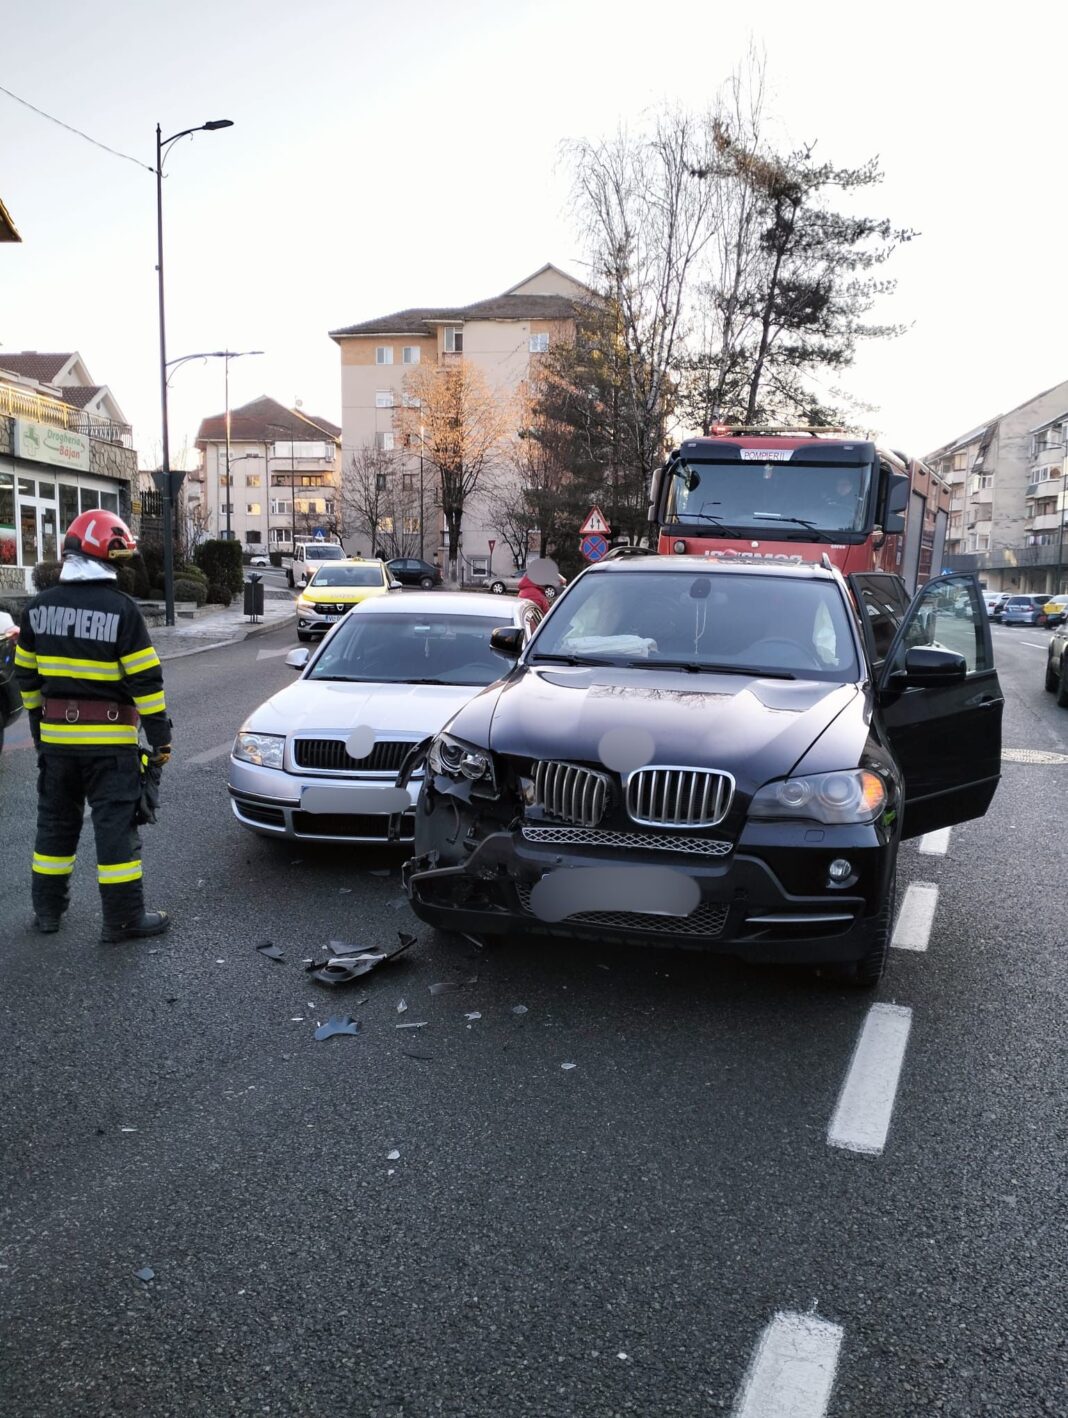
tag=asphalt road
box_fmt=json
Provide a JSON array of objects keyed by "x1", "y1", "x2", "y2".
[{"x1": 1, "y1": 621, "x2": 1065, "y2": 1417}]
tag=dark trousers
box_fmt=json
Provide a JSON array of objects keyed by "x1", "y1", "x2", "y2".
[{"x1": 32, "y1": 750, "x2": 145, "y2": 925}]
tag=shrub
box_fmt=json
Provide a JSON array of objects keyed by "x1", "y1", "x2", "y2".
[
  {"x1": 179, "y1": 563, "x2": 209, "y2": 585},
  {"x1": 206, "y1": 582, "x2": 232, "y2": 607},
  {"x1": 32, "y1": 561, "x2": 63, "y2": 591},
  {"x1": 115, "y1": 565, "x2": 137, "y2": 596},
  {"x1": 173, "y1": 576, "x2": 207, "y2": 607},
  {"x1": 127, "y1": 555, "x2": 153, "y2": 598},
  {"x1": 194, "y1": 539, "x2": 244, "y2": 594}
]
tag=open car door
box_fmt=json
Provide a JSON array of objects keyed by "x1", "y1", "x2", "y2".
[{"x1": 877, "y1": 573, "x2": 1003, "y2": 839}]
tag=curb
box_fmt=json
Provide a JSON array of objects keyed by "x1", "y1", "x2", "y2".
[{"x1": 157, "y1": 613, "x2": 296, "y2": 662}]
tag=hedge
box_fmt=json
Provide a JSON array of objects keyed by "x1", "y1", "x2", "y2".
[
  {"x1": 194, "y1": 540, "x2": 244, "y2": 594},
  {"x1": 32, "y1": 561, "x2": 63, "y2": 591},
  {"x1": 173, "y1": 577, "x2": 207, "y2": 607},
  {"x1": 206, "y1": 582, "x2": 232, "y2": 607}
]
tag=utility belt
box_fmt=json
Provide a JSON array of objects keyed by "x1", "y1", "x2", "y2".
[{"x1": 43, "y1": 698, "x2": 140, "y2": 726}]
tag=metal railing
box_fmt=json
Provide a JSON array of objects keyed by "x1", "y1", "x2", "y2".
[{"x1": 0, "y1": 381, "x2": 133, "y2": 448}]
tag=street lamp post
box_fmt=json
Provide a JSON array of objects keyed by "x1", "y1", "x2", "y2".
[{"x1": 156, "y1": 118, "x2": 233, "y2": 626}]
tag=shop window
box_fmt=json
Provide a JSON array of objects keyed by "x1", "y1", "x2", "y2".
[
  {"x1": 79, "y1": 488, "x2": 100, "y2": 513},
  {"x1": 59, "y1": 483, "x2": 78, "y2": 528},
  {"x1": 100, "y1": 491, "x2": 119, "y2": 513}
]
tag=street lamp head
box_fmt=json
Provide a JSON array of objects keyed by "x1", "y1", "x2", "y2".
[{"x1": 203, "y1": 120, "x2": 234, "y2": 131}]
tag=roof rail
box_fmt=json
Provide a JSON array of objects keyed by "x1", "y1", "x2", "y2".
[
  {"x1": 700, "y1": 424, "x2": 855, "y2": 438},
  {"x1": 601, "y1": 544, "x2": 653, "y2": 561},
  {"x1": 820, "y1": 553, "x2": 834, "y2": 571}
]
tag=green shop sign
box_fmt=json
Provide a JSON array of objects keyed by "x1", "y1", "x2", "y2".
[{"x1": 14, "y1": 417, "x2": 91, "y2": 472}]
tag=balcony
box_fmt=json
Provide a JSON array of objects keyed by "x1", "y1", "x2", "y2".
[
  {"x1": 0, "y1": 380, "x2": 133, "y2": 448},
  {"x1": 1028, "y1": 512, "x2": 1063, "y2": 532}
]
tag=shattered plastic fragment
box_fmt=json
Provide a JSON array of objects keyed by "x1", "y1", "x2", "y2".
[
  {"x1": 428, "y1": 981, "x2": 461, "y2": 996},
  {"x1": 387, "y1": 1149, "x2": 400, "y2": 1160},
  {"x1": 397, "y1": 999, "x2": 408, "y2": 1013},
  {"x1": 314, "y1": 1015, "x2": 361, "y2": 1040},
  {"x1": 511, "y1": 1005, "x2": 528, "y2": 1015},
  {"x1": 339, "y1": 887, "x2": 353, "y2": 894},
  {"x1": 396, "y1": 1021, "x2": 428, "y2": 1029},
  {"x1": 561, "y1": 1062, "x2": 577, "y2": 1071},
  {"x1": 255, "y1": 942, "x2": 285, "y2": 962},
  {"x1": 135, "y1": 1267, "x2": 155, "y2": 1283},
  {"x1": 307, "y1": 933, "x2": 414, "y2": 987},
  {"x1": 464, "y1": 1012, "x2": 482, "y2": 1021}
]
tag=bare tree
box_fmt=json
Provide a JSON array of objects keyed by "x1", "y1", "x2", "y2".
[
  {"x1": 565, "y1": 109, "x2": 721, "y2": 477},
  {"x1": 338, "y1": 446, "x2": 424, "y2": 559},
  {"x1": 396, "y1": 362, "x2": 512, "y2": 579}
]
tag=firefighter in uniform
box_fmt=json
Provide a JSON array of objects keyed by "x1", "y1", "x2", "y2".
[{"x1": 14, "y1": 510, "x2": 172, "y2": 942}]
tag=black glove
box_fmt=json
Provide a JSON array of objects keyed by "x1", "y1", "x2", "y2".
[{"x1": 136, "y1": 751, "x2": 164, "y2": 826}]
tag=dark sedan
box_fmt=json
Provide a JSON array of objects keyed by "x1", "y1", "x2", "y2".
[
  {"x1": 1044, "y1": 622, "x2": 1068, "y2": 706},
  {"x1": 401, "y1": 559, "x2": 1003, "y2": 987},
  {"x1": 0, "y1": 609, "x2": 24, "y2": 754},
  {"x1": 386, "y1": 557, "x2": 443, "y2": 589}
]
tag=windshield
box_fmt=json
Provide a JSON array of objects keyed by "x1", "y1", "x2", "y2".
[
  {"x1": 664, "y1": 458, "x2": 873, "y2": 535},
  {"x1": 309, "y1": 565, "x2": 385, "y2": 588},
  {"x1": 305, "y1": 545, "x2": 345, "y2": 560},
  {"x1": 308, "y1": 614, "x2": 513, "y2": 685},
  {"x1": 528, "y1": 570, "x2": 859, "y2": 681}
]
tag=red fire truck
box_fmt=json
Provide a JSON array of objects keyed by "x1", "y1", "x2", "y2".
[{"x1": 647, "y1": 427, "x2": 950, "y2": 593}]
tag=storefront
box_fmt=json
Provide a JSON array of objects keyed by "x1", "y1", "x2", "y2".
[{"x1": 0, "y1": 416, "x2": 129, "y2": 594}]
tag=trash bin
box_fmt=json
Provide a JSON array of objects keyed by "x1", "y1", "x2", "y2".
[{"x1": 244, "y1": 574, "x2": 264, "y2": 622}]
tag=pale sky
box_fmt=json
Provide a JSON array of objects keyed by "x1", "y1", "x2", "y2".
[{"x1": 2, "y1": 0, "x2": 1066, "y2": 470}]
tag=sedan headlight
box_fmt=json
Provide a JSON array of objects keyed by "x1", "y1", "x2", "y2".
[
  {"x1": 233, "y1": 731, "x2": 285, "y2": 769},
  {"x1": 748, "y1": 769, "x2": 887, "y2": 824},
  {"x1": 427, "y1": 732, "x2": 496, "y2": 786}
]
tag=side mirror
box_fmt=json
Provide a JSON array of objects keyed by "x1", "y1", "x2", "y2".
[
  {"x1": 490, "y1": 625, "x2": 524, "y2": 658},
  {"x1": 883, "y1": 472, "x2": 909, "y2": 534},
  {"x1": 888, "y1": 646, "x2": 966, "y2": 690},
  {"x1": 285, "y1": 648, "x2": 310, "y2": 671},
  {"x1": 388, "y1": 579, "x2": 403, "y2": 590}
]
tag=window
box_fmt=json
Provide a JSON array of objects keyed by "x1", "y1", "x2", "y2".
[
  {"x1": 246, "y1": 502, "x2": 261, "y2": 516},
  {"x1": 246, "y1": 530, "x2": 263, "y2": 545},
  {"x1": 376, "y1": 474, "x2": 388, "y2": 491},
  {"x1": 269, "y1": 526, "x2": 289, "y2": 543},
  {"x1": 376, "y1": 346, "x2": 393, "y2": 365},
  {"x1": 271, "y1": 474, "x2": 291, "y2": 488},
  {"x1": 401, "y1": 392, "x2": 421, "y2": 408},
  {"x1": 443, "y1": 327, "x2": 463, "y2": 353},
  {"x1": 402, "y1": 347, "x2": 420, "y2": 365},
  {"x1": 221, "y1": 502, "x2": 234, "y2": 514},
  {"x1": 375, "y1": 391, "x2": 394, "y2": 408},
  {"x1": 403, "y1": 516, "x2": 420, "y2": 534},
  {"x1": 324, "y1": 500, "x2": 335, "y2": 515},
  {"x1": 219, "y1": 475, "x2": 232, "y2": 487},
  {"x1": 270, "y1": 499, "x2": 291, "y2": 515},
  {"x1": 375, "y1": 431, "x2": 395, "y2": 452},
  {"x1": 851, "y1": 574, "x2": 911, "y2": 663},
  {"x1": 58, "y1": 482, "x2": 78, "y2": 529},
  {"x1": 79, "y1": 488, "x2": 99, "y2": 513},
  {"x1": 402, "y1": 474, "x2": 415, "y2": 491},
  {"x1": 246, "y1": 474, "x2": 262, "y2": 488},
  {"x1": 529, "y1": 333, "x2": 549, "y2": 353}
]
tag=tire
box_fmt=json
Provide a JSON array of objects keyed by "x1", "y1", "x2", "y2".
[
  {"x1": 545, "y1": 586, "x2": 558, "y2": 602},
  {"x1": 1045, "y1": 649, "x2": 1058, "y2": 693},
  {"x1": 419, "y1": 576, "x2": 434, "y2": 589},
  {"x1": 823, "y1": 871, "x2": 895, "y2": 989},
  {"x1": 1057, "y1": 655, "x2": 1068, "y2": 709},
  {"x1": 489, "y1": 581, "x2": 506, "y2": 594},
  {"x1": 0, "y1": 718, "x2": 5, "y2": 756}
]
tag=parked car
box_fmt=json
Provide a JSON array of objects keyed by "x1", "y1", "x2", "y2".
[
  {"x1": 988, "y1": 592, "x2": 1011, "y2": 620},
  {"x1": 386, "y1": 557, "x2": 443, "y2": 589},
  {"x1": 295, "y1": 560, "x2": 397, "y2": 641},
  {"x1": 485, "y1": 570, "x2": 564, "y2": 600},
  {"x1": 229, "y1": 592, "x2": 542, "y2": 843},
  {"x1": 1041, "y1": 594, "x2": 1068, "y2": 627},
  {"x1": 1001, "y1": 594, "x2": 1051, "y2": 627},
  {"x1": 1044, "y1": 621, "x2": 1068, "y2": 706},
  {"x1": 402, "y1": 560, "x2": 1003, "y2": 987},
  {"x1": 282, "y1": 539, "x2": 347, "y2": 588},
  {"x1": 0, "y1": 610, "x2": 23, "y2": 755},
  {"x1": 981, "y1": 591, "x2": 1005, "y2": 619},
  {"x1": 248, "y1": 553, "x2": 270, "y2": 567}
]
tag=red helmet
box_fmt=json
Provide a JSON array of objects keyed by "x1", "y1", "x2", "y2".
[{"x1": 63, "y1": 510, "x2": 137, "y2": 562}]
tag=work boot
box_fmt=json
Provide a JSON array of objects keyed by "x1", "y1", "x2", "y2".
[
  {"x1": 34, "y1": 914, "x2": 62, "y2": 934},
  {"x1": 32, "y1": 893, "x2": 69, "y2": 934},
  {"x1": 100, "y1": 910, "x2": 171, "y2": 944}
]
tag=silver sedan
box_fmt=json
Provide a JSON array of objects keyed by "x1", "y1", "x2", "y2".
[{"x1": 228, "y1": 592, "x2": 540, "y2": 844}]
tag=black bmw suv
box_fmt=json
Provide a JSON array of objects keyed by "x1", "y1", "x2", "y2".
[{"x1": 402, "y1": 559, "x2": 1003, "y2": 986}]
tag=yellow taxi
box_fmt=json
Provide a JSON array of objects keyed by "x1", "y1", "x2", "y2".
[
  {"x1": 295, "y1": 559, "x2": 395, "y2": 641},
  {"x1": 1041, "y1": 594, "x2": 1068, "y2": 627}
]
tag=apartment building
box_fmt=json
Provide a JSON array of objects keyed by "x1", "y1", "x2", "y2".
[
  {"x1": 929, "y1": 378, "x2": 1068, "y2": 594},
  {"x1": 193, "y1": 396, "x2": 341, "y2": 553},
  {"x1": 329, "y1": 264, "x2": 590, "y2": 575},
  {"x1": 0, "y1": 351, "x2": 137, "y2": 594}
]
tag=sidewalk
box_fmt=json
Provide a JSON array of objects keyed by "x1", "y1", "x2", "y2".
[{"x1": 150, "y1": 594, "x2": 295, "y2": 661}]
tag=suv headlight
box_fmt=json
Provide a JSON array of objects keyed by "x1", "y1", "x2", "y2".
[
  {"x1": 427, "y1": 732, "x2": 496, "y2": 786},
  {"x1": 748, "y1": 769, "x2": 886, "y2": 825},
  {"x1": 233, "y1": 731, "x2": 285, "y2": 769}
]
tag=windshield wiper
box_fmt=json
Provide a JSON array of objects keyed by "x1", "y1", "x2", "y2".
[
  {"x1": 529, "y1": 653, "x2": 624, "y2": 667},
  {"x1": 310, "y1": 675, "x2": 450, "y2": 685},
  {"x1": 672, "y1": 511, "x2": 747, "y2": 537},
  {"x1": 624, "y1": 659, "x2": 796, "y2": 680},
  {"x1": 751, "y1": 513, "x2": 839, "y2": 542}
]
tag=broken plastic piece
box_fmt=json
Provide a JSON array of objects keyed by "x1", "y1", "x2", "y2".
[
  {"x1": 561, "y1": 1062, "x2": 577, "y2": 1071},
  {"x1": 402, "y1": 1051, "x2": 433, "y2": 1061},
  {"x1": 464, "y1": 1012, "x2": 482, "y2": 1021},
  {"x1": 307, "y1": 933, "x2": 415, "y2": 987},
  {"x1": 397, "y1": 998, "x2": 408, "y2": 1013},
  {"x1": 135, "y1": 1267, "x2": 155, "y2": 1283},
  {"x1": 387, "y1": 1149, "x2": 400, "y2": 1160},
  {"x1": 512, "y1": 1005, "x2": 528, "y2": 1015},
  {"x1": 396, "y1": 1021, "x2": 428, "y2": 1029},
  {"x1": 255, "y1": 942, "x2": 285, "y2": 962},
  {"x1": 314, "y1": 1015, "x2": 361, "y2": 1040},
  {"x1": 428, "y1": 981, "x2": 461, "y2": 996}
]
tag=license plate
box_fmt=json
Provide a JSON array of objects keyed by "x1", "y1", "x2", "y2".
[{"x1": 320, "y1": 613, "x2": 341, "y2": 622}]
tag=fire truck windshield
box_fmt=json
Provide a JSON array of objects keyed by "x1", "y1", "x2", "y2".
[{"x1": 665, "y1": 459, "x2": 873, "y2": 537}]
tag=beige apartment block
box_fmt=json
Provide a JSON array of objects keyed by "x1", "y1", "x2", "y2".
[
  {"x1": 193, "y1": 396, "x2": 341, "y2": 554},
  {"x1": 929, "y1": 377, "x2": 1068, "y2": 593},
  {"x1": 329, "y1": 264, "x2": 590, "y2": 577}
]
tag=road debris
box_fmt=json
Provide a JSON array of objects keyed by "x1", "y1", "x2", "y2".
[
  {"x1": 307, "y1": 932, "x2": 415, "y2": 987},
  {"x1": 396, "y1": 1021, "x2": 428, "y2": 1029},
  {"x1": 464, "y1": 1012, "x2": 482, "y2": 1021},
  {"x1": 561, "y1": 1062, "x2": 577, "y2": 1071},
  {"x1": 428, "y1": 981, "x2": 462, "y2": 996},
  {"x1": 314, "y1": 1016, "x2": 361, "y2": 1040},
  {"x1": 512, "y1": 1005, "x2": 528, "y2": 1015},
  {"x1": 402, "y1": 1051, "x2": 433, "y2": 1061},
  {"x1": 255, "y1": 942, "x2": 285, "y2": 962},
  {"x1": 397, "y1": 998, "x2": 408, "y2": 1013},
  {"x1": 135, "y1": 1267, "x2": 155, "y2": 1283},
  {"x1": 387, "y1": 1149, "x2": 400, "y2": 1160}
]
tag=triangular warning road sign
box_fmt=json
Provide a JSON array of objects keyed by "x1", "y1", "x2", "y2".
[{"x1": 579, "y1": 506, "x2": 611, "y2": 535}]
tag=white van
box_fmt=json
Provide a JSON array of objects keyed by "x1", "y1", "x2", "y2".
[{"x1": 282, "y1": 540, "x2": 347, "y2": 588}]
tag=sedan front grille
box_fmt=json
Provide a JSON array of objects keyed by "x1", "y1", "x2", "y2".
[
  {"x1": 531, "y1": 760, "x2": 610, "y2": 827},
  {"x1": 625, "y1": 767, "x2": 734, "y2": 828},
  {"x1": 521, "y1": 825, "x2": 732, "y2": 857},
  {"x1": 293, "y1": 738, "x2": 414, "y2": 774}
]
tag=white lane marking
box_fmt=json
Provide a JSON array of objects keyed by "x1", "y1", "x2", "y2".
[
  {"x1": 891, "y1": 882, "x2": 939, "y2": 952},
  {"x1": 827, "y1": 1003, "x2": 912, "y2": 1156},
  {"x1": 187, "y1": 742, "x2": 232, "y2": 765},
  {"x1": 731, "y1": 1311, "x2": 844, "y2": 1418},
  {"x1": 917, "y1": 827, "x2": 951, "y2": 856},
  {"x1": 256, "y1": 646, "x2": 295, "y2": 660},
  {"x1": 1021, "y1": 640, "x2": 1047, "y2": 649}
]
